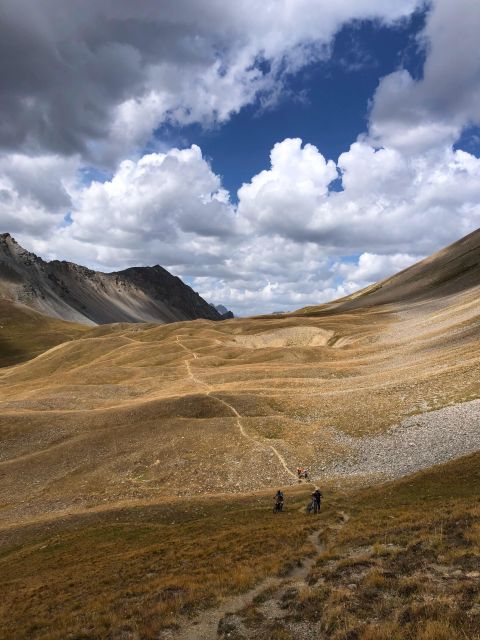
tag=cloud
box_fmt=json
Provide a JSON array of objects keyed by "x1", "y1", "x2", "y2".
[
  {"x1": 237, "y1": 138, "x2": 338, "y2": 240},
  {"x1": 28, "y1": 145, "x2": 237, "y2": 268},
  {"x1": 0, "y1": 154, "x2": 78, "y2": 236},
  {"x1": 0, "y1": 0, "x2": 421, "y2": 165},
  {"x1": 369, "y1": 0, "x2": 480, "y2": 153},
  {"x1": 1, "y1": 0, "x2": 480, "y2": 316},
  {"x1": 238, "y1": 138, "x2": 480, "y2": 255},
  {"x1": 215, "y1": 138, "x2": 480, "y2": 313},
  {"x1": 336, "y1": 252, "x2": 419, "y2": 284},
  {"x1": 11, "y1": 134, "x2": 476, "y2": 316}
]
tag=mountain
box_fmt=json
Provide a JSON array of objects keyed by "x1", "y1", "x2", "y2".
[
  {"x1": 211, "y1": 303, "x2": 234, "y2": 319},
  {"x1": 0, "y1": 233, "x2": 222, "y2": 325},
  {"x1": 335, "y1": 227, "x2": 480, "y2": 309},
  {"x1": 291, "y1": 227, "x2": 480, "y2": 318}
]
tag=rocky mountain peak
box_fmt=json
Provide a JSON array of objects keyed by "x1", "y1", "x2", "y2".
[{"x1": 0, "y1": 234, "x2": 226, "y2": 325}]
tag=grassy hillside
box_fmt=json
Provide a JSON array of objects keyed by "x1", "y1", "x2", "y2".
[
  {"x1": 0, "y1": 486, "x2": 317, "y2": 640},
  {"x1": 1, "y1": 276, "x2": 479, "y2": 524},
  {"x1": 299, "y1": 226, "x2": 480, "y2": 313},
  {"x1": 216, "y1": 452, "x2": 480, "y2": 640},
  {"x1": 1, "y1": 454, "x2": 478, "y2": 639},
  {"x1": 0, "y1": 299, "x2": 88, "y2": 367},
  {"x1": 1, "y1": 230, "x2": 480, "y2": 639}
]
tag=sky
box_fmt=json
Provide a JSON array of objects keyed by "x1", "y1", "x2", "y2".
[{"x1": 1, "y1": 0, "x2": 480, "y2": 316}]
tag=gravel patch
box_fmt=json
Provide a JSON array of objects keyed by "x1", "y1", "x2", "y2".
[{"x1": 327, "y1": 399, "x2": 480, "y2": 479}]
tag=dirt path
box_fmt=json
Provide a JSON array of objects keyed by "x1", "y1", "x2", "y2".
[
  {"x1": 176, "y1": 335, "x2": 198, "y2": 359},
  {"x1": 161, "y1": 511, "x2": 350, "y2": 639},
  {"x1": 160, "y1": 335, "x2": 336, "y2": 639},
  {"x1": 175, "y1": 335, "x2": 298, "y2": 480},
  {"x1": 161, "y1": 528, "x2": 325, "y2": 640}
]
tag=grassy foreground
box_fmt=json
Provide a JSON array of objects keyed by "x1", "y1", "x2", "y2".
[
  {"x1": 1, "y1": 454, "x2": 480, "y2": 639},
  {"x1": 0, "y1": 487, "x2": 317, "y2": 640},
  {"x1": 238, "y1": 452, "x2": 480, "y2": 640}
]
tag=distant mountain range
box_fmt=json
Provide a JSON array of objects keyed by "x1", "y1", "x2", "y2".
[
  {"x1": 211, "y1": 304, "x2": 234, "y2": 319},
  {"x1": 0, "y1": 233, "x2": 232, "y2": 325}
]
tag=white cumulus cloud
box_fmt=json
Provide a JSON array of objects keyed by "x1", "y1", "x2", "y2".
[
  {"x1": 369, "y1": 0, "x2": 480, "y2": 153},
  {"x1": 2, "y1": 0, "x2": 480, "y2": 316}
]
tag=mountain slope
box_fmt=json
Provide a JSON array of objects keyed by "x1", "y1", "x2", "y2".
[
  {"x1": 335, "y1": 227, "x2": 480, "y2": 310},
  {"x1": 0, "y1": 233, "x2": 222, "y2": 325},
  {"x1": 0, "y1": 299, "x2": 89, "y2": 367}
]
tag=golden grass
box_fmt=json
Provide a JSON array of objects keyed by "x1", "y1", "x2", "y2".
[
  {"x1": 1, "y1": 449, "x2": 479, "y2": 639},
  {"x1": 0, "y1": 299, "x2": 88, "y2": 367},
  {"x1": 267, "y1": 452, "x2": 480, "y2": 640},
  {"x1": 0, "y1": 487, "x2": 317, "y2": 640},
  {"x1": 1, "y1": 282, "x2": 479, "y2": 525},
  {"x1": 1, "y1": 231, "x2": 480, "y2": 638}
]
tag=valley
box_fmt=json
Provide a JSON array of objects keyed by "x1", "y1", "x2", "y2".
[
  {"x1": 2, "y1": 3, "x2": 480, "y2": 638},
  {"x1": 0, "y1": 229, "x2": 479, "y2": 639}
]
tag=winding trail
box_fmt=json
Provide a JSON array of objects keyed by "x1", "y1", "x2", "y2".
[
  {"x1": 175, "y1": 335, "x2": 297, "y2": 480},
  {"x1": 211, "y1": 395, "x2": 297, "y2": 479}
]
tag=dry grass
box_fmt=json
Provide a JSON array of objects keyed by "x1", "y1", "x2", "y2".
[
  {"x1": 0, "y1": 299, "x2": 87, "y2": 367},
  {"x1": 0, "y1": 487, "x2": 318, "y2": 640},
  {"x1": 1, "y1": 280, "x2": 479, "y2": 525},
  {"x1": 1, "y1": 232, "x2": 480, "y2": 637},
  {"x1": 269, "y1": 452, "x2": 480, "y2": 640}
]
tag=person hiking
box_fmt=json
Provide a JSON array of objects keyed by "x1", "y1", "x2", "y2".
[{"x1": 273, "y1": 489, "x2": 284, "y2": 513}]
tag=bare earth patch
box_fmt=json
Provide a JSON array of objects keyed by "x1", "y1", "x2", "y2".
[{"x1": 234, "y1": 326, "x2": 334, "y2": 348}]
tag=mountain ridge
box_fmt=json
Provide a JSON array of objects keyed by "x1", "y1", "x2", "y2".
[
  {"x1": 0, "y1": 233, "x2": 223, "y2": 325},
  {"x1": 288, "y1": 227, "x2": 480, "y2": 318},
  {"x1": 336, "y1": 227, "x2": 480, "y2": 308}
]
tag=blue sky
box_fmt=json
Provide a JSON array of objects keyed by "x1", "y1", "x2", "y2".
[
  {"x1": 156, "y1": 10, "x2": 429, "y2": 200},
  {"x1": 1, "y1": 0, "x2": 480, "y2": 315}
]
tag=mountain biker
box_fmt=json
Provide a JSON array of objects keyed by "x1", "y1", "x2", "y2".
[
  {"x1": 274, "y1": 490, "x2": 284, "y2": 512},
  {"x1": 297, "y1": 467, "x2": 309, "y2": 480},
  {"x1": 312, "y1": 488, "x2": 322, "y2": 513}
]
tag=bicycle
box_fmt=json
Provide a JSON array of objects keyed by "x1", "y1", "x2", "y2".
[
  {"x1": 273, "y1": 500, "x2": 284, "y2": 513},
  {"x1": 306, "y1": 499, "x2": 320, "y2": 514}
]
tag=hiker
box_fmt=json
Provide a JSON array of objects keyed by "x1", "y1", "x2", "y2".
[
  {"x1": 297, "y1": 467, "x2": 302, "y2": 479},
  {"x1": 312, "y1": 488, "x2": 322, "y2": 514},
  {"x1": 304, "y1": 468, "x2": 309, "y2": 481},
  {"x1": 273, "y1": 489, "x2": 284, "y2": 513}
]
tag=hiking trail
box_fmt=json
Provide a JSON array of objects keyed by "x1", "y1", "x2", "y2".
[
  {"x1": 160, "y1": 511, "x2": 350, "y2": 639},
  {"x1": 175, "y1": 335, "x2": 297, "y2": 480}
]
